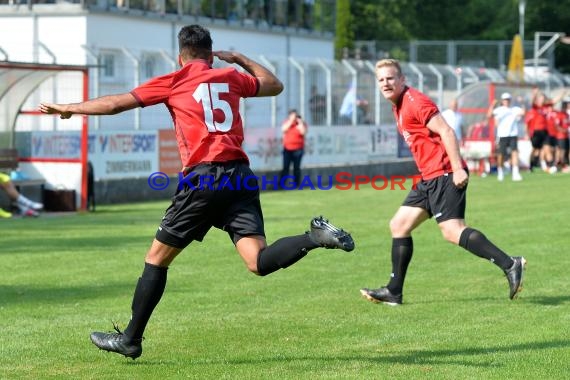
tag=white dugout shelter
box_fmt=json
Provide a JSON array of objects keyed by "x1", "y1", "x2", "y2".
[{"x1": 0, "y1": 61, "x2": 90, "y2": 210}]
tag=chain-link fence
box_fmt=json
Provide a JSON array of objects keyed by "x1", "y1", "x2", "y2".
[
  {"x1": 358, "y1": 39, "x2": 556, "y2": 70},
  {"x1": 22, "y1": 51, "x2": 568, "y2": 135}
]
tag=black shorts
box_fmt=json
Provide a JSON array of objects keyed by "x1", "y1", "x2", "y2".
[
  {"x1": 402, "y1": 172, "x2": 467, "y2": 223},
  {"x1": 531, "y1": 130, "x2": 548, "y2": 149},
  {"x1": 155, "y1": 161, "x2": 265, "y2": 249},
  {"x1": 558, "y1": 138, "x2": 569, "y2": 151},
  {"x1": 546, "y1": 135, "x2": 558, "y2": 147},
  {"x1": 498, "y1": 136, "x2": 518, "y2": 157}
]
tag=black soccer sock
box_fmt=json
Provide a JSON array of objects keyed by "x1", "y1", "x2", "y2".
[
  {"x1": 386, "y1": 237, "x2": 413, "y2": 295},
  {"x1": 124, "y1": 262, "x2": 168, "y2": 341},
  {"x1": 256, "y1": 234, "x2": 319, "y2": 276},
  {"x1": 459, "y1": 228, "x2": 514, "y2": 270},
  {"x1": 531, "y1": 155, "x2": 539, "y2": 168}
]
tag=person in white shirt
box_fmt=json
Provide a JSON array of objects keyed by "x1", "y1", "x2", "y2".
[
  {"x1": 338, "y1": 83, "x2": 369, "y2": 125},
  {"x1": 441, "y1": 99, "x2": 463, "y2": 144},
  {"x1": 486, "y1": 92, "x2": 525, "y2": 181}
]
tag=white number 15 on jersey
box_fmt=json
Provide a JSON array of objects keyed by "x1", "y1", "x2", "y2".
[{"x1": 193, "y1": 83, "x2": 233, "y2": 132}]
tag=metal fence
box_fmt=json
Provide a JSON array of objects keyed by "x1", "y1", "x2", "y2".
[
  {"x1": 277, "y1": 57, "x2": 569, "y2": 129},
  {"x1": 13, "y1": 51, "x2": 570, "y2": 134},
  {"x1": 356, "y1": 39, "x2": 556, "y2": 71}
]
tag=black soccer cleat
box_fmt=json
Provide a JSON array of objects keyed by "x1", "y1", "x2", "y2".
[
  {"x1": 308, "y1": 216, "x2": 355, "y2": 252},
  {"x1": 360, "y1": 286, "x2": 402, "y2": 306},
  {"x1": 90, "y1": 324, "x2": 143, "y2": 359},
  {"x1": 505, "y1": 256, "x2": 526, "y2": 300}
]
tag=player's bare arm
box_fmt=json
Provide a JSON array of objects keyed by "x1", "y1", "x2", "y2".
[
  {"x1": 486, "y1": 99, "x2": 498, "y2": 120},
  {"x1": 213, "y1": 50, "x2": 283, "y2": 97},
  {"x1": 530, "y1": 86, "x2": 540, "y2": 103},
  {"x1": 281, "y1": 112, "x2": 296, "y2": 132},
  {"x1": 551, "y1": 87, "x2": 568, "y2": 105},
  {"x1": 427, "y1": 114, "x2": 468, "y2": 187},
  {"x1": 39, "y1": 93, "x2": 139, "y2": 118},
  {"x1": 296, "y1": 117, "x2": 307, "y2": 135}
]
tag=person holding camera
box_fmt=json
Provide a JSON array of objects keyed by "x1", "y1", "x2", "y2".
[{"x1": 280, "y1": 109, "x2": 307, "y2": 189}]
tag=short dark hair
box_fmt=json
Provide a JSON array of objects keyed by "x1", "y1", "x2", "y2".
[{"x1": 178, "y1": 25, "x2": 213, "y2": 60}]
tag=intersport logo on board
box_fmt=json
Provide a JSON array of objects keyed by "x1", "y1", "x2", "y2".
[{"x1": 147, "y1": 171, "x2": 422, "y2": 191}]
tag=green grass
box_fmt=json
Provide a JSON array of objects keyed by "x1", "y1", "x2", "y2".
[{"x1": 1, "y1": 171, "x2": 569, "y2": 379}]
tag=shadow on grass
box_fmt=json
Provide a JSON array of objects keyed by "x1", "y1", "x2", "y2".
[
  {"x1": 526, "y1": 295, "x2": 570, "y2": 305},
  {"x1": 171, "y1": 339, "x2": 570, "y2": 368},
  {"x1": 373, "y1": 339, "x2": 570, "y2": 366},
  {"x1": 0, "y1": 282, "x2": 134, "y2": 306},
  {"x1": 1, "y1": 234, "x2": 149, "y2": 256}
]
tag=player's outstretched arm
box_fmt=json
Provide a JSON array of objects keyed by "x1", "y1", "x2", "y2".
[
  {"x1": 39, "y1": 93, "x2": 139, "y2": 119},
  {"x1": 213, "y1": 50, "x2": 283, "y2": 97},
  {"x1": 551, "y1": 87, "x2": 568, "y2": 105},
  {"x1": 485, "y1": 99, "x2": 498, "y2": 120}
]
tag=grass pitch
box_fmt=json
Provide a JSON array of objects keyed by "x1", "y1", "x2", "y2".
[{"x1": 1, "y1": 171, "x2": 569, "y2": 379}]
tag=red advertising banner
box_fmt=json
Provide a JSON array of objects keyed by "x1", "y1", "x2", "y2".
[{"x1": 158, "y1": 129, "x2": 181, "y2": 175}]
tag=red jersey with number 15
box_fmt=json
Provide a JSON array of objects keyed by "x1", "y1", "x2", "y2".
[
  {"x1": 131, "y1": 59, "x2": 259, "y2": 168},
  {"x1": 393, "y1": 86, "x2": 465, "y2": 180}
]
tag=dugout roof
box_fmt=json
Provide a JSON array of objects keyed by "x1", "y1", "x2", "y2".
[{"x1": 0, "y1": 61, "x2": 88, "y2": 147}]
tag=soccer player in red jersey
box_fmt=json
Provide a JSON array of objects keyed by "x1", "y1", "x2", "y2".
[
  {"x1": 544, "y1": 103, "x2": 560, "y2": 173},
  {"x1": 525, "y1": 103, "x2": 548, "y2": 171},
  {"x1": 554, "y1": 100, "x2": 569, "y2": 171},
  {"x1": 529, "y1": 87, "x2": 568, "y2": 172},
  {"x1": 40, "y1": 24, "x2": 354, "y2": 359},
  {"x1": 360, "y1": 59, "x2": 525, "y2": 306}
]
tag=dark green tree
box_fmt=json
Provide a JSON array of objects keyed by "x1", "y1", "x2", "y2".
[
  {"x1": 352, "y1": 0, "x2": 413, "y2": 41},
  {"x1": 334, "y1": 0, "x2": 353, "y2": 59},
  {"x1": 525, "y1": 1, "x2": 570, "y2": 72},
  {"x1": 344, "y1": 0, "x2": 569, "y2": 72}
]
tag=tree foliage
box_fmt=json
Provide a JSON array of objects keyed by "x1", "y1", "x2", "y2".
[
  {"x1": 336, "y1": 0, "x2": 570, "y2": 72},
  {"x1": 334, "y1": 0, "x2": 353, "y2": 59}
]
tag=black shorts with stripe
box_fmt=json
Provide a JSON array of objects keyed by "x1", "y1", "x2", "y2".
[
  {"x1": 155, "y1": 161, "x2": 265, "y2": 249},
  {"x1": 498, "y1": 136, "x2": 518, "y2": 157},
  {"x1": 402, "y1": 171, "x2": 467, "y2": 223}
]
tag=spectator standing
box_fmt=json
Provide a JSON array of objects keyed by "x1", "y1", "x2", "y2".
[
  {"x1": 338, "y1": 83, "x2": 369, "y2": 125},
  {"x1": 441, "y1": 99, "x2": 464, "y2": 144},
  {"x1": 486, "y1": 92, "x2": 524, "y2": 181},
  {"x1": 280, "y1": 109, "x2": 307, "y2": 188},
  {"x1": 308, "y1": 85, "x2": 326, "y2": 125}
]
